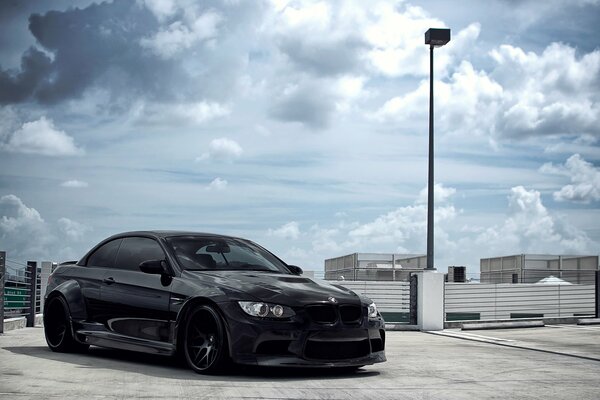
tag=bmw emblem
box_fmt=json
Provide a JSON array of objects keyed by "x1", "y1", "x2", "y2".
[{"x1": 328, "y1": 296, "x2": 338, "y2": 303}]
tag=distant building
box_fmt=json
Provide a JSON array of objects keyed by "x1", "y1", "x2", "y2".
[
  {"x1": 480, "y1": 254, "x2": 599, "y2": 284},
  {"x1": 446, "y1": 266, "x2": 466, "y2": 283},
  {"x1": 324, "y1": 253, "x2": 426, "y2": 281}
]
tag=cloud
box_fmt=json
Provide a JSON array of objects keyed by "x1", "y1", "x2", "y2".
[
  {"x1": 540, "y1": 154, "x2": 600, "y2": 203},
  {"x1": 284, "y1": 183, "x2": 596, "y2": 270},
  {"x1": 373, "y1": 41, "x2": 600, "y2": 142},
  {"x1": 0, "y1": 47, "x2": 53, "y2": 104},
  {"x1": 132, "y1": 101, "x2": 231, "y2": 126},
  {"x1": 0, "y1": 194, "x2": 44, "y2": 231},
  {"x1": 269, "y1": 80, "x2": 337, "y2": 129},
  {"x1": 0, "y1": 194, "x2": 50, "y2": 261},
  {"x1": 0, "y1": 194, "x2": 89, "y2": 261},
  {"x1": 348, "y1": 203, "x2": 457, "y2": 253},
  {"x1": 263, "y1": 2, "x2": 478, "y2": 129},
  {"x1": 271, "y1": 0, "x2": 367, "y2": 77},
  {"x1": 0, "y1": 0, "x2": 257, "y2": 108},
  {"x1": 197, "y1": 137, "x2": 243, "y2": 162},
  {"x1": 417, "y1": 182, "x2": 457, "y2": 204},
  {"x1": 206, "y1": 177, "x2": 228, "y2": 191},
  {"x1": 268, "y1": 221, "x2": 301, "y2": 240},
  {"x1": 60, "y1": 180, "x2": 89, "y2": 188},
  {"x1": 474, "y1": 186, "x2": 595, "y2": 254},
  {"x1": 373, "y1": 60, "x2": 504, "y2": 138},
  {"x1": 142, "y1": 0, "x2": 178, "y2": 21},
  {"x1": 1, "y1": 117, "x2": 83, "y2": 156},
  {"x1": 140, "y1": 10, "x2": 222, "y2": 59},
  {"x1": 57, "y1": 217, "x2": 89, "y2": 241}
]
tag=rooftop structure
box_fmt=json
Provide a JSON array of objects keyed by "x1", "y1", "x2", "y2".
[
  {"x1": 324, "y1": 253, "x2": 426, "y2": 281},
  {"x1": 480, "y1": 254, "x2": 599, "y2": 284}
]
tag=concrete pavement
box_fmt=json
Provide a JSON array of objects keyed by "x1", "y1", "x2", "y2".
[{"x1": 1, "y1": 325, "x2": 599, "y2": 399}]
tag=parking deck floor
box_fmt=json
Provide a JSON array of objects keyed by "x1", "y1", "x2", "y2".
[{"x1": 1, "y1": 325, "x2": 599, "y2": 399}]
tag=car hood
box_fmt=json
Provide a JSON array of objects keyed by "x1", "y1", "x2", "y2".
[{"x1": 184, "y1": 270, "x2": 361, "y2": 306}]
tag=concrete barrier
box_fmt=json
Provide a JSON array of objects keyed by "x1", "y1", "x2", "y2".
[
  {"x1": 3, "y1": 317, "x2": 27, "y2": 332},
  {"x1": 461, "y1": 320, "x2": 545, "y2": 330},
  {"x1": 577, "y1": 318, "x2": 600, "y2": 325},
  {"x1": 2, "y1": 314, "x2": 43, "y2": 333}
]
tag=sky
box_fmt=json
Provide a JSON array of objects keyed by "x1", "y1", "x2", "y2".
[{"x1": 0, "y1": 0, "x2": 599, "y2": 276}]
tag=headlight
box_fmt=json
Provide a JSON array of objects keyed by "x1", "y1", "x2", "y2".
[
  {"x1": 367, "y1": 302, "x2": 379, "y2": 318},
  {"x1": 238, "y1": 301, "x2": 294, "y2": 319}
]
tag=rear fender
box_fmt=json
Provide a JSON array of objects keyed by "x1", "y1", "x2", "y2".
[{"x1": 46, "y1": 280, "x2": 87, "y2": 321}]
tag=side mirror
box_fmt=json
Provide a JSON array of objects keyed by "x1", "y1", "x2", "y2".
[
  {"x1": 288, "y1": 265, "x2": 303, "y2": 275},
  {"x1": 139, "y1": 259, "x2": 167, "y2": 275}
]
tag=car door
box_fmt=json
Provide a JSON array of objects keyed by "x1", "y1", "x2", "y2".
[
  {"x1": 80, "y1": 238, "x2": 123, "y2": 322},
  {"x1": 100, "y1": 236, "x2": 172, "y2": 342}
]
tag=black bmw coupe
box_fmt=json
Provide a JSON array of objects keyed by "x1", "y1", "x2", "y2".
[{"x1": 43, "y1": 231, "x2": 386, "y2": 373}]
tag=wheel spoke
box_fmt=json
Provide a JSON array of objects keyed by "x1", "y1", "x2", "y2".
[
  {"x1": 185, "y1": 309, "x2": 223, "y2": 372},
  {"x1": 56, "y1": 325, "x2": 66, "y2": 342}
]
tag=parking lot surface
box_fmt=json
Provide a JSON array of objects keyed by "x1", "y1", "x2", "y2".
[{"x1": 1, "y1": 325, "x2": 599, "y2": 399}]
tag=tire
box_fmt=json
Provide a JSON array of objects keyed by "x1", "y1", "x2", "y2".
[
  {"x1": 43, "y1": 296, "x2": 89, "y2": 353},
  {"x1": 183, "y1": 305, "x2": 229, "y2": 374}
]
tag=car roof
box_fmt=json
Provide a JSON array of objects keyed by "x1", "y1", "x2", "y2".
[{"x1": 107, "y1": 230, "x2": 243, "y2": 240}]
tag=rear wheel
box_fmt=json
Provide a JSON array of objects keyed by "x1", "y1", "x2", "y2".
[
  {"x1": 43, "y1": 296, "x2": 89, "y2": 353},
  {"x1": 183, "y1": 305, "x2": 229, "y2": 374}
]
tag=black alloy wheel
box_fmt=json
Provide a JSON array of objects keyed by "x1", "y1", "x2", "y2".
[
  {"x1": 183, "y1": 305, "x2": 229, "y2": 374},
  {"x1": 43, "y1": 296, "x2": 89, "y2": 353}
]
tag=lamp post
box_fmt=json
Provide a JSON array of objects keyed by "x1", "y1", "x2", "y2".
[{"x1": 424, "y1": 28, "x2": 451, "y2": 270}]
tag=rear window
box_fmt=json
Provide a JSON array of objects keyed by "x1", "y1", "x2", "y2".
[{"x1": 87, "y1": 239, "x2": 122, "y2": 268}]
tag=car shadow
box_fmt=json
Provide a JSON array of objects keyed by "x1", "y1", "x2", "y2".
[{"x1": 3, "y1": 345, "x2": 380, "y2": 382}]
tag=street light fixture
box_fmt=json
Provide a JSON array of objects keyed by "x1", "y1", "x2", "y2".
[{"x1": 424, "y1": 28, "x2": 451, "y2": 270}]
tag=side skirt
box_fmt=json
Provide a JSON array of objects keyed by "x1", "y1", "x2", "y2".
[{"x1": 76, "y1": 329, "x2": 176, "y2": 356}]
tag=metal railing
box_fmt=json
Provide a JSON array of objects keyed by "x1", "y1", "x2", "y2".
[
  {"x1": 445, "y1": 283, "x2": 596, "y2": 322},
  {"x1": 1, "y1": 252, "x2": 42, "y2": 332}
]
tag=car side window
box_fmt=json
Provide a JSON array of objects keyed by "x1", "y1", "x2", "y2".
[
  {"x1": 114, "y1": 237, "x2": 166, "y2": 271},
  {"x1": 86, "y1": 239, "x2": 122, "y2": 268}
]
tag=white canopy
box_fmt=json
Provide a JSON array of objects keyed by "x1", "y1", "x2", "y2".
[{"x1": 536, "y1": 275, "x2": 572, "y2": 285}]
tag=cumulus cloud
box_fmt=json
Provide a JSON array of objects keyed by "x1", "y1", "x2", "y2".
[
  {"x1": 0, "y1": 0, "x2": 256, "y2": 108},
  {"x1": 1, "y1": 117, "x2": 83, "y2": 156},
  {"x1": 540, "y1": 154, "x2": 600, "y2": 203},
  {"x1": 0, "y1": 194, "x2": 89, "y2": 261},
  {"x1": 283, "y1": 183, "x2": 596, "y2": 270},
  {"x1": 196, "y1": 138, "x2": 243, "y2": 162},
  {"x1": 140, "y1": 10, "x2": 222, "y2": 59},
  {"x1": 263, "y1": 2, "x2": 480, "y2": 129},
  {"x1": 348, "y1": 203, "x2": 457, "y2": 253},
  {"x1": 57, "y1": 217, "x2": 89, "y2": 241},
  {"x1": 0, "y1": 194, "x2": 44, "y2": 232},
  {"x1": 475, "y1": 186, "x2": 595, "y2": 254},
  {"x1": 268, "y1": 221, "x2": 301, "y2": 240},
  {"x1": 373, "y1": 41, "x2": 600, "y2": 142},
  {"x1": 60, "y1": 180, "x2": 89, "y2": 188},
  {"x1": 417, "y1": 182, "x2": 457, "y2": 204},
  {"x1": 206, "y1": 177, "x2": 228, "y2": 191}
]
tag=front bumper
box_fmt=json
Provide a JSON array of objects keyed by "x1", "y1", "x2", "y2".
[{"x1": 218, "y1": 302, "x2": 386, "y2": 367}]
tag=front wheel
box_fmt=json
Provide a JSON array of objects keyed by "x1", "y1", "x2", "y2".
[
  {"x1": 43, "y1": 296, "x2": 89, "y2": 353},
  {"x1": 183, "y1": 305, "x2": 229, "y2": 374}
]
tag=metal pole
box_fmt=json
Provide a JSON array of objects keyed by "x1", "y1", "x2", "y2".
[
  {"x1": 0, "y1": 251, "x2": 5, "y2": 333},
  {"x1": 26, "y1": 261, "x2": 37, "y2": 327},
  {"x1": 596, "y1": 271, "x2": 600, "y2": 318},
  {"x1": 426, "y1": 44, "x2": 435, "y2": 270}
]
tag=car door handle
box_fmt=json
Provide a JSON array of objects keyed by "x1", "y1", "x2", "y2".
[{"x1": 103, "y1": 277, "x2": 115, "y2": 284}]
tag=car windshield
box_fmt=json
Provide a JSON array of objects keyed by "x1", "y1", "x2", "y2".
[{"x1": 166, "y1": 236, "x2": 290, "y2": 273}]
